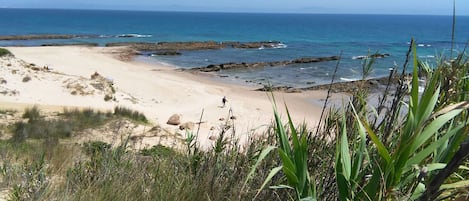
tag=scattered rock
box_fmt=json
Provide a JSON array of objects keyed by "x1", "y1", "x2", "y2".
[
  {"x1": 303, "y1": 76, "x2": 400, "y2": 94},
  {"x1": 219, "y1": 117, "x2": 225, "y2": 121},
  {"x1": 230, "y1": 116, "x2": 237, "y2": 120},
  {"x1": 179, "y1": 122, "x2": 195, "y2": 130},
  {"x1": 22, "y1": 76, "x2": 31, "y2": 82},
  {"x1": 167, "y1": 114, "x2": 181, "y2": 126},
  {"x1": 152, "y1": 51, "x2": 182, "y2": 56},
  {"x1": 352, "y1": 53, "x2": 390, "y2": 60},
  {"x1": 190, "y1": 56, "x2": 339, "y2": 72},
  {"x1": 256, "y1": 85, "x2": 302, "y2": 93},
  {"x1": 0, "y1": 34, "x2": 97, "y2": 41},
  {"x1": 105, "y1": 41, "x2": 286, "y2": 51}
]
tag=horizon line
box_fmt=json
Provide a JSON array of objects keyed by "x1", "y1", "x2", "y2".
[{"x1": 0, "y1": 7, "x2": 465, "y2": 17}]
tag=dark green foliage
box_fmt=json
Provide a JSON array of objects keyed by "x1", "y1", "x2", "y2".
[
  {"x1": 140, "y1": 144, "x2": 175, "y2": 158},
  {"x1": 11, "y1": 108, "x2": 112, "y2": 143},
  {"x1": 61, "y1": 108, "x2": 111, "y2": 130},
  {"x1": 113, "y1": 106, "x2": 148, "y2": 123},
  {"x1": 11, "y1": 119, "x2": 72, "y2": 143},
  {"x1": 0, "y1": 48, "x2": 12, "y2": 57},
  {"x1": 83, "y1": 141, "x2": 111, "y2": 156},
  {"x1": 21, "y1": 76, "x2": 31, "y2": 82},
  {"x1": 22, "y1": 106, "x2": 41, "y2": 123}
]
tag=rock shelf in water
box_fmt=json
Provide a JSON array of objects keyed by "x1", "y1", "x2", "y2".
[
  {"x1": 105, "y1": 41, "x2": 284, "y2": 51},
  {"x1": 0, "y1": 34, "x2": 98, "y2": 40},
  {"x1": 188, "y1": 56, "x2": 340, "y2": 72}
]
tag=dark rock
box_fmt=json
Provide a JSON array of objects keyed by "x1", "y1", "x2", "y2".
[
  {"x1": 227, "y1": 41, "x2": 283, "y2": 49},
  {"x1": 106, "y1": 41, "x2": 224, "y2": 51},
  {"x1": 0, "y1": 34, "x2": 98, "y2": 41},
  {"x1": 179, "y1": 122, "x2": 195, "y2": 130},
  {"x1": 302, "y1": 76, "x2": 400, "y2": 94},
  {"x1": 152, "y1": 51, "x2": 182, "y2": 56},
  {"x1": 105, "y1": 41, "x2": 288, "y2": 52},
  {"x1": 189, "y1": 56, "x2": 339, "y2": 72},
  {"x1": 256, "y1": 86, "x2": 302, "y2": 93},
  {"x1": 353, "y1": 53, "x2": 390, "y2": 60},
  {"x1": 166, "y1": 114, "x2": 181, "y2": 126}
]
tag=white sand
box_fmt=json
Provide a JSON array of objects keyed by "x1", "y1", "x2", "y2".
[{"x1": 0, "y1": 46, "x2": 328, "y2": 148}]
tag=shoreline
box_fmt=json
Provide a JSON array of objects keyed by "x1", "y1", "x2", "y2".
[{"x1": 0, "y1": 46, "x2": 331, "y2": 148}]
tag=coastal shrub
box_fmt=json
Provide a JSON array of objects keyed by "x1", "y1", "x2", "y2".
[
  {"x1": 334, "y1": 41, "x2": 469, "y2": 200},
  {"x1": 9, "y1": 153, "x2": 49, "y2": 201},
  {"x1": 83, "y1": 141, "x2": 111, "y2": 156},
  {"x1": 140, "y1": 144, "x2": 175, "y2": 157},
  {"x1": 248, "y1": 104, "x2": 317, "y2": 200},
  {"x1": 0, "y1": 48, "x2": 12, "y2": 57},
  {"x1": 0, "y1": 108, "x2": 15, "y2": 115},
  {"x1": 22, "y1": 106, "x2": 41, "y2": 123},
  {"x1": 113, "y1": 106, "x2": 148, "y2": 123},
  {"x1": 61, "y1": 108, "x2": 111, "y2": 130},
  {"x1": 22, "y1": 76, "x2": 31, "y2": 82},
  {"x1": 11, "y1": 108, "x2": 112, "y2": 143},
  {"x1": 11, "y1": 119, "x2": 72, "y2": 143},
  {"x1": 103, "y1": 94, "x2": 113, "y2": 101}
]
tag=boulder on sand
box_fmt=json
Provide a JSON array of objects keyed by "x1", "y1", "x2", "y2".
[{"x1": 167, "y1": 114, "x2": 181, "y2": 126}]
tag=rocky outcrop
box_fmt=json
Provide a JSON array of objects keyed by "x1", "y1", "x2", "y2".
[
  {"x1": 302, "y1": 76, "x2": 399, "y2": 94},
  {"x1": 105, "y1": 41, "x2": 286, "y2": 51},
  {"x1": 0, "y1": 34, "x2": 97, "y2": 41},
  {"x1": 224, "y1": 41, "x2": 283, "y2": 49},
  {"x1": 190, "y1": 56, "x2": 339, "y2": 72},
  {"x1": 352, "y1": 53, "x2": 390, "y2": 60},
  {"x1": 106, "y1": 41, "x2": 223, "y2": 51},
  {"x1": 256, "y1": 86, "x2": 302, "y2": 93},
  {"x1": 254, "y1": 74, "x2": 402, "y2": 94},
  {"x1": 152, "y1": 51, "x2": 182, "y2": 56}
]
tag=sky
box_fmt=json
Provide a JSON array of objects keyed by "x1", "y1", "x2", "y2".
[{"x1": 0, "y1": 0, "x2": 468, "y2": 15}]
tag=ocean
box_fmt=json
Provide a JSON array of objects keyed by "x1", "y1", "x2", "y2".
[{"x1": 1, "y1": 8, "x2": 468, "y2": 87}]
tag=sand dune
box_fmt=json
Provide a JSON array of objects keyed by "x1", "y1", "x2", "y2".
[{"x1": 0, "y1": 46, "x2": 328, "y2": 148}]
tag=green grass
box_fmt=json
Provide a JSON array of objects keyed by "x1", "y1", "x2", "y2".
[
  {"x1": 0, "y1": 48, "x2": 12, "y2": 57},
  {"x1": 113, "y1": 106, "x2": 148, "y2": 123},
  {"x1": 0, "y1": 41, "x2": 468, "y2": 200},
  {"x1": 333, "y1": 40, "x2": 469, "y2": 200}
]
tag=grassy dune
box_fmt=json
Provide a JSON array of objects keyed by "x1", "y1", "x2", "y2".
[{"x1": 0, "y1": 41, "x2": 468, "y2": 200}]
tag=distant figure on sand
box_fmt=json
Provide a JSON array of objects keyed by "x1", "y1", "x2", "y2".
[{"x1": 222, "y1": 96, "x2": 228, "y2": 107}]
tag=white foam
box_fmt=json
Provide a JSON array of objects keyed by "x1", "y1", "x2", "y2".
[
  {"x1": 417, "y1": 44, "x2": 431, "y2": 47},
  {"x1": 352, "y1": 55, "x2": 368, "y2": 60},
  {"x1": 340, "y1": 77, "x2": 358, "y2": 82},
  {"x1": 117, "y1": 34, "x2": 152, "y2": 38},
  {"x1": 273, "y1": 43, "x2": 287, "y2": 49}
]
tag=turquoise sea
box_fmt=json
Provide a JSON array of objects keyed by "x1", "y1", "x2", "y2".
[{"x1": 1, "y1": 9, "x2": 468, "y2": 87}]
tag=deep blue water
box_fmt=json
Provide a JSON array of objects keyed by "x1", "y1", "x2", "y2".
[{"x1": 1, "y1": 9, "x2": 468, "y2": 87}]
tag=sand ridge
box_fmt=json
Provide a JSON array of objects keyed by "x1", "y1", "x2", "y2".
[{"x1": 0, "y1": 46, "x2": 327, "y2": 148}]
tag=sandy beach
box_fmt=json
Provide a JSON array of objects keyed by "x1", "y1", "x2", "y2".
[{"x1": 0, "y1": 46, "x2": 328, "y2": 148}]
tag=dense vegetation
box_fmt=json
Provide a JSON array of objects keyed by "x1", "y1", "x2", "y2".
[
  {"x1": 0, "y1": 41, "x2": 468, "y2": 200},
  {"x1": 0, "y1": 48, "x2": 12, "y2": 57}
]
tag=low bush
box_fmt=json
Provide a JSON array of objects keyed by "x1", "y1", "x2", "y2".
[
  {"x1": 0, "y1": 48, "x2": 12, "y2": 57},
  {"x1": 114, "y1": 106, "x2": 148, "y2": 123},
  {"x1": 22, "y1": 76, "x2": 31, "y2": 82}
]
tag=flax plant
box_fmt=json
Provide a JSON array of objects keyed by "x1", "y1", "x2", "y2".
[
  {"x1": 246, "y1": 99, "x2": 317, "y2": 201},
  {"x1": 336, "y1": 40, "x2": 469, "y2": 200}
]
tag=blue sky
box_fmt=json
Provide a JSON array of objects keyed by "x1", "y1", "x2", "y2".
[{"x1": 0, "y1": 0, "x2": 467, "y2": 15}]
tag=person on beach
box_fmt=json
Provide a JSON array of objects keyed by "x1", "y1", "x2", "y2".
[{"x1": 222, "y1": 96, "x2": 227, "y2": 107}]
